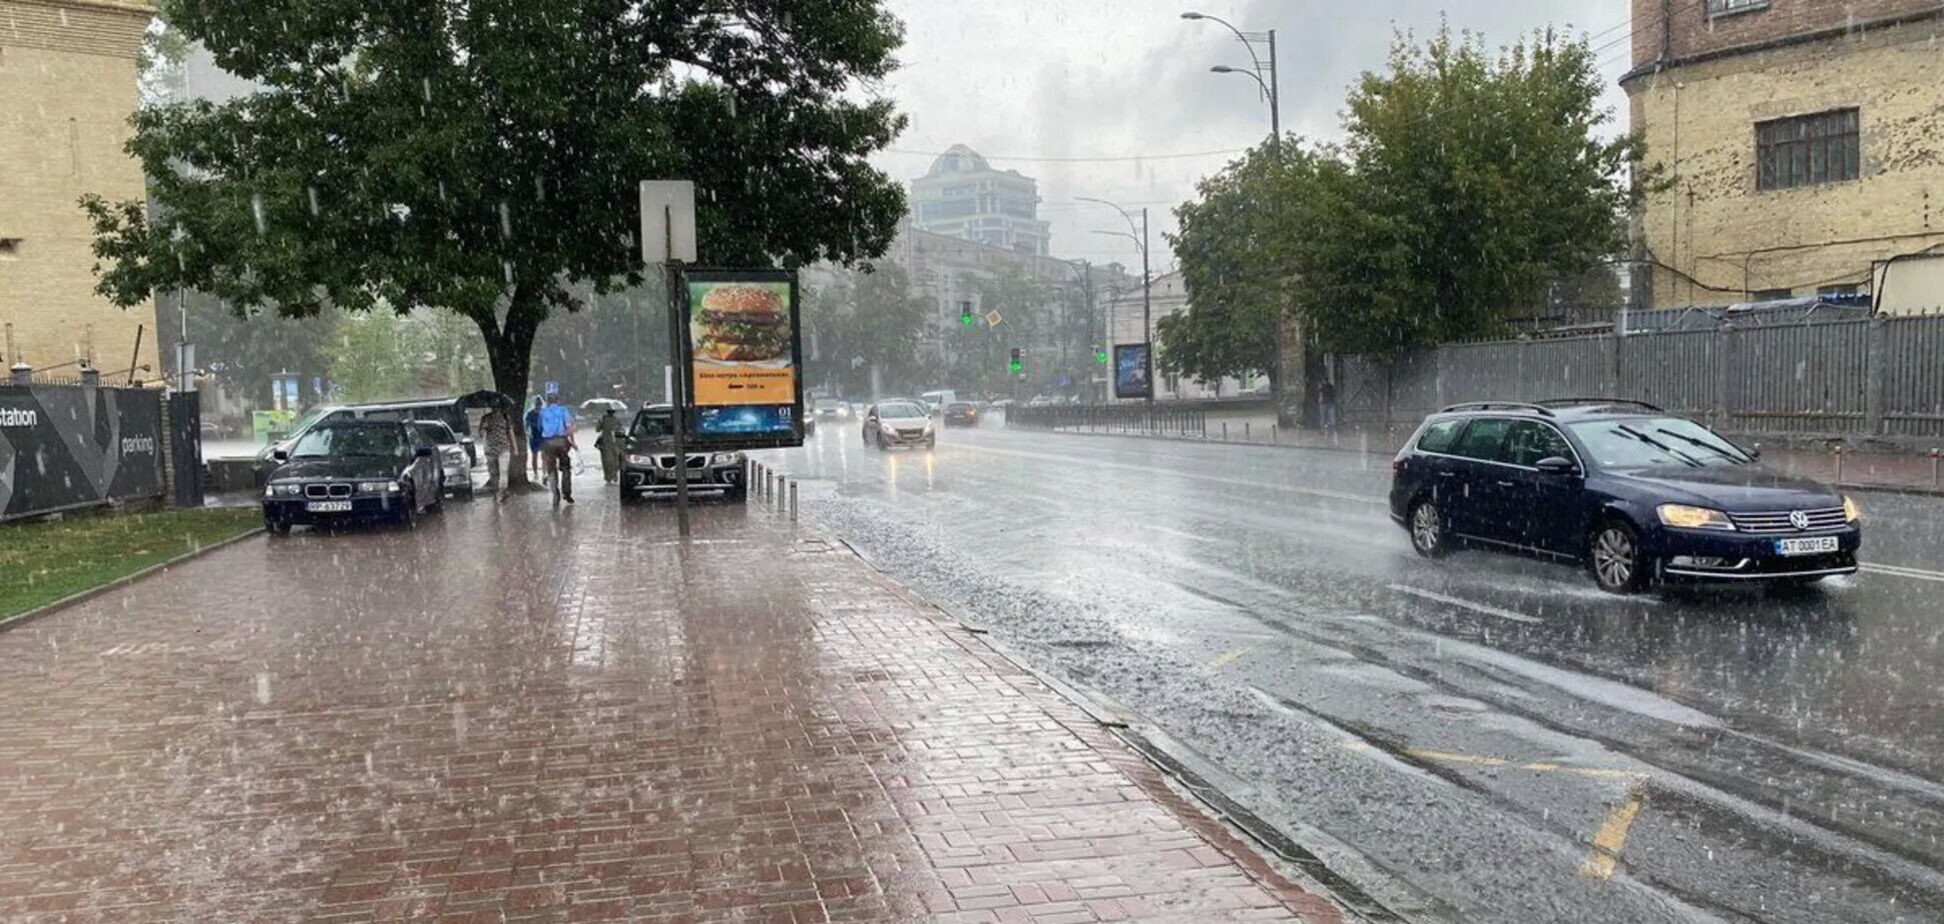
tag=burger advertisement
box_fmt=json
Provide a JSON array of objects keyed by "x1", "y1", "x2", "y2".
[{"x1": 682, "y1": 270, "x2": 804, "y2": 448}]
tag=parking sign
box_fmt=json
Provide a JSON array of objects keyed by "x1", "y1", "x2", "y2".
[{"x1": 545, "y1": 380, "x2": 558, "y2": 396}]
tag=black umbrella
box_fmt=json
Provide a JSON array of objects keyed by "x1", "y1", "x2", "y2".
[{"x1": 454, "y1": 389, "x2": 515, "y2": 411}]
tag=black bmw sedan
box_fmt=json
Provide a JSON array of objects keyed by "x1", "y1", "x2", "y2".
[
  {"x1": 1389, "y1": 399, "x2": 1861, "y2": 594},
  {"x1": 262, "y1": 420, "x2": 444, "y2": 534}
]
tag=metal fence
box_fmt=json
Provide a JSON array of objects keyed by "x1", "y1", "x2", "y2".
[
  {"x1": 1334, "y1": 313, "x2": 1944, "y2": 442},
  {"x1": 1006, "y1": 403, "x2": 1207, "y2": 438}
]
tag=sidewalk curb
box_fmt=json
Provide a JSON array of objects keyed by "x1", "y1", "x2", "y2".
[
  {"x1": 1019, "y1": 427, "x2": 1944, "y2": 498},
  {"x1": 0, "y1": 525, "x2": 264, "y2": 635},
  {"x1": 827, "y1": 529, "x2": 1394, "y2": 924}
]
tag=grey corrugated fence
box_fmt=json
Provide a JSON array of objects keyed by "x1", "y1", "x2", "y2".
[{"x1": 1335, "y1": 314, "x2": 1944, "y2": 442}]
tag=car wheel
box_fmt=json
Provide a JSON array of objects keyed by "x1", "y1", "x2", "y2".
[
  {"x1": 265, "y1": 517, "x2": 290, "y2": 537},
  {"x1": 1407, "y1": 498, "x2": 1452, "y2": 558},
  {"x1": 1589, "y1": 520, "x2": 1649, "y2": 594}
]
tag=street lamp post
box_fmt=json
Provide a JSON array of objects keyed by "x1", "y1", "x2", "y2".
[
  {"x1": 1182, "y1": 12, "x2": 1278, "y2": 148},
  {"x1": 1078, "y1": 197, "x2": 1152, "y2": 407}
]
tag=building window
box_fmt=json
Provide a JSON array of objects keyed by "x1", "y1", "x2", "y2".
[
  {"x1": 1756, "y1": 109, "x2": 1859, "y2": 191},
  {"x1": 1706, "y1": 0, "x2": 1769, "y2": 16}
]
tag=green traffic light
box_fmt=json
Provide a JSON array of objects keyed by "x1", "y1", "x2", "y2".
[
  {"x1": 961, "y1": 314, "x2": 974, "y2": 326},
  {"x1": 1095, "y1": 351, "x2": 1109, "y2": 363},
  {"x1": 1008, "y1": 361, "x2": 1022, "y2": 373}
]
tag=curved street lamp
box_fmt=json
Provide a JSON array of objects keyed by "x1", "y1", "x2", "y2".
[{"x1": 1183, "y1": 11, "x2": 1279, "y2": 145}]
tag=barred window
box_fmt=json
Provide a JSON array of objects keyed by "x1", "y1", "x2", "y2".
[
  {"x1": 1756, "y1": 109, "x2": 1859, "y2": 191},
  {"x1": 1707, "y1": 0, "x2": 1769, "y2": 15}
]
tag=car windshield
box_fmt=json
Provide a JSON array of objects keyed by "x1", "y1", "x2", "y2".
[
  {"x1": 879, "y1": 402, "x2": 926, "y2": 420},
  {"x1": 630, "y1": 411, "x2": 674, "y2": 438},
  {"x1": 816, "y1": 399, "x2": 844, "y2": 410},
  {"x1": 946, "y1": 403, "x2": 973, "y2": 412},
  {"x1": 289, "y1": 424, "x2": 408, "y2": 459},
  {"x1": 412, "y1": 422, "x2": 454, "y2": 443},
  {"x1": 1568, "y1": 417, "x2": 1754, "y2": 469}
]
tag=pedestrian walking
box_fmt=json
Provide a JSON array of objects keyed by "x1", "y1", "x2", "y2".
[
  {"x1": 479, "y1": 403, "x2": 514, "y2": 501},
  {"x1": 595, "y1": 407, "x2": 624, "y2": 484},
  {"x1": 524, "y1": 396, "x2": 545, "y2": 479},
  {"x1": 537, "y1": 394, "x2": 577, "y2": 504}
]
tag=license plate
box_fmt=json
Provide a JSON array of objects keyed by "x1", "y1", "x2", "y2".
[
  {"x1": 305, "y1": 500, "x2": 353, "y2": 513},
  {"x1": 1775, "y1": 536, "x2": 1838, "y2": 556}
]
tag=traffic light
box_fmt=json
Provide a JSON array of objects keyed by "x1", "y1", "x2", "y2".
[
  {"x1": 1008, "y1": 347, "x2": 1023, "y2": 374},
  {"x1": 1095, "y1": 350, "x2": 1110, "y2": 364},
  {"x1": 959, "y1": 301, "x2": 974, "y2": 326}
]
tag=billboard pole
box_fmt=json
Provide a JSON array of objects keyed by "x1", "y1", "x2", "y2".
[{"x1": 663, "y1": 207, "x2": 692, "y2": 539}]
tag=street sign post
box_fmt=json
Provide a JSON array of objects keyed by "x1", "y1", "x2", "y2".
[
  {"x1": 544, "y1": 380, "x2": 558, "y2": 396},
  {"x1": 641, "y1": 181, "x2": 699, "y2": 537}
]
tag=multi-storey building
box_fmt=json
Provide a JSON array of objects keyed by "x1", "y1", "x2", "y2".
[
  {"x1": 1622, "y1": 0, "x2": 1944, "y2": 312},
  {"x1": 908, "y1": 145, "x2": 1052, "y2": 256}
]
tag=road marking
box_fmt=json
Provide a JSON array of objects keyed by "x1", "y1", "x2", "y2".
[
  {"x1": 1340, "y1": 741, "x2": 1645, "y2": 780},
  {"x1": 1860, "y1": 562, "x2": 1944, "y2": 583},
  {"x1": 1386, "y1": 585, "x2": 1543, "y2": 624},
  {"x1": 1208, "y1": 644, "x2": 1256, "y2": 670},
  {"x1": 1580, "y1": 785, "x2": 1649, "y2": 880}
]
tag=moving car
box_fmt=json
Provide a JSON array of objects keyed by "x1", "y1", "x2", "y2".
[
  {"x1": 920, "y1": 390, "x2": 956, "y2": 415},
  {"x1": 1389, "y1": 399, "x2": 1861, "y2": 593},
  {"x1": 814, "y1": 397, "x2": 851, "y2": 420},
  {"x1": 862, "y1": 399, "x2": 935, "y2": 450},
  {"x1": 409, "y1": 420, "x2": 475, "y2": 497},
  {"x1": 942, "y1": 401, "x2": 981, "y2": 427},
  {"x1": 619, "y1": 404, "x2": 747, "y2": 504},
  {"x1": 262, "y1": 420, "x2": 443, "y2": 534}
]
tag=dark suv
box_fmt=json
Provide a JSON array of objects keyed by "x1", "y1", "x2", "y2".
[{"x1": 1388, "y1": 399, "x2": 1861, "y2": 593}]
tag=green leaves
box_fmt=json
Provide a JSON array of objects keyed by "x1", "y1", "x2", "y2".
[
  {"x1": 1168, "y1": 25, "x2": 1641, "y2": 367},
  {"x1": 87, "y1": 0, "x2": 909, "y2": 404}
]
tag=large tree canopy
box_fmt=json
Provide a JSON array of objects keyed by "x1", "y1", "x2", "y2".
[
  {"x1": 1167, "y1": 26, "x2": 1642, "y2": 369},
  {"x1": 84, "y1": 0, "x2": 910, "y2": 460}
]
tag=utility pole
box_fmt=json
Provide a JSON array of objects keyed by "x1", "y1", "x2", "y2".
[{"x1": 1140, "y1": 207, "x2": 1153, "y2": 409}]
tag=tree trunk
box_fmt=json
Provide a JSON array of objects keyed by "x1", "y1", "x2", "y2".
[{"x1": 479, "y1": 296, "x2": 542, "y2": 488}]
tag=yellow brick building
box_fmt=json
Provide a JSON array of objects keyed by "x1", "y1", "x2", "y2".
[
  {"x1": 1622, "y1": 1, "x2": 1944, "y2": 312},
  {"x1": 0, "y1": 0, "x2": 158, "y2": 380}
]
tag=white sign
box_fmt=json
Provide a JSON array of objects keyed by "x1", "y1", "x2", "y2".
[{"x1": 639, "y1": 181, "x2": 698, "y2": 265}]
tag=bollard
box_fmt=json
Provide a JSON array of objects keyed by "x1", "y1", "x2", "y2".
[
  {"x1": 1245, "y1": 422, "x2": 1251, "y2": 442},
  {"x1": 1932, "y1": 448, "x2": 1940, "y2": 489},
  {"x1": 1271, "y1": 424, "x2": 1278, "y2": 445},
  {"x1": 1834, "y1": 444, "x2": 1845, "y2": 484},
  {"x1": 1221, "y1": 422, "x2": 1228, "y2": 441},
  {"x1": 789, "y1": 480, "x2": 798, "y2": 520}
]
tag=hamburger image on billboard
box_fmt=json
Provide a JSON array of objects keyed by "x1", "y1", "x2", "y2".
[{"x1": 687, "y1": 275, "x2": 798, "y2": 408}]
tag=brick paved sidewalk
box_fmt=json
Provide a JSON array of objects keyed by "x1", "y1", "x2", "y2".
[{"x1": 0, "y1": 490, "x2": 1333, "y2": 922}]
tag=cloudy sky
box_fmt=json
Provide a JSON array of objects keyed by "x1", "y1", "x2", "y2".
[{"x1": 873, "y1": 0, "x2": 1632, "y2": 272}]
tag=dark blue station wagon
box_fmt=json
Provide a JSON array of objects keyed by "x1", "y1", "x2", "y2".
[{"x1": 1388, "y1": 399, "x2": 1861, "y2": 593}]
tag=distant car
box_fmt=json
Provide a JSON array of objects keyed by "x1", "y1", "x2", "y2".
[
  {"x1": 199, "y1": 420, "x2": 235, "y2": 439},
  {"x1": 942, "y1": 402, "x2": 980, "y2": 427},
  {"x1": 814, "y1": 398, "x2": 851, "y2": 420},
  {"x1": 1389, "y1": 399, "x2": 1861, "y2": 594},
  {"x1": 261, "y1": 420, "x2": 443, "y2": 534},
  {"x1": 862, "y1": 399, "x2": 935, "y2": 450},
  {"x1": 408, "y1": 420, "x2": 475, "y2": 497},
  {"x1": 619, "y1": 404, "x2": 747, "y2": 504}
]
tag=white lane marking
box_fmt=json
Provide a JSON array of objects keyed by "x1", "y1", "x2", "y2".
[
  {"x1": 1386, "y1": 584, "x2": 1543, "y2": 624},
  {"x1": 956, "y1": 442, "x2": 1386, "y2": 506},
  {"x1": 1860, "y1": 562, "x2": 1944, "y2": 583}
]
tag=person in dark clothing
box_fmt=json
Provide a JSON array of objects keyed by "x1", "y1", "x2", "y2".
[{"x1": 524, "y1": 396, "x2": 545, "y2": 478}]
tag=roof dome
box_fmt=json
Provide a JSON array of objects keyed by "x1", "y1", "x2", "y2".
[{"x1": 926, "y1": 144, "x2": 991, "y2": 176}]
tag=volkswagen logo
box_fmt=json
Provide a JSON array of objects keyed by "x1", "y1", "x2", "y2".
[{"x1": 1788, "y1": 510, "x2": 1811, "y2": 531}]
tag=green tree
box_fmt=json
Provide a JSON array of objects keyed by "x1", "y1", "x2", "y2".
[
  {"x1": 321, "y1": 312, "x2": 414, "y2": 403},
  {"x1": 83, "y1": 0, "x2": 908, "y2": 485},
  {"x1": 804, "y1": 262, "x2": 926, "y2": 397},
  {"x1": 1293, "y1": 27, "x2": 1639, "y2": 353}
]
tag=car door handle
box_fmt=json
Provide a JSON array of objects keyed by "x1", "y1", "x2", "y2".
[
  {"x1": 1495, "y1": 479, "x2": 1516, "y2": 487},
  {"x1": 1438, "y1": 471, "x2": 1457, "y2": 478}
]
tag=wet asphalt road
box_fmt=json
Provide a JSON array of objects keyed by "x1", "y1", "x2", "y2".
[{"x1": 759, "y1": 414, "x2": 1944, "y2": 924}]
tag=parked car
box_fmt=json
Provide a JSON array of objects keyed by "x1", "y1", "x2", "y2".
[
  {"x1": 259, "y1": 397, "x2": 475, "y2": 467},
  {"x1": 618, "y1": 405, "x2": 747, "y2": 504},
  {"x1": 408, "y1": 420, "x2": 475, "y2": 497},
  {"x1": 942, "y1": 402, "x2": 981, "y2": 427},
  {"x1": 862, "y1": 399, "x2": 935, "y2": 450},
  {"x1": 1388, "y1": 399, "x2": 1861, "y2": 594},
  {"x1": 261, "y1": 420, "x2": 443, "y2": 534},
  {"x1": 199, "y1": 420, "x2": 236, "y2": 439}
]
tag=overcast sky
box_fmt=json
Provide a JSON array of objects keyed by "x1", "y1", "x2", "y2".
[{"x1": 874, "y1": 0, "x2": 1632, "y2": 272}]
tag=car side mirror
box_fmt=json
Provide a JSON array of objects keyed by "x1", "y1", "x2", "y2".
[
  {"x1": 272, "y1": 449, "x2": 289, "y2": 463},
  {"x1": 1536, "y1": 456, "x2": 1578, "y2": 476},
  {"x1": 415, "y1": 446, "x2": 434, "y2": 458}
]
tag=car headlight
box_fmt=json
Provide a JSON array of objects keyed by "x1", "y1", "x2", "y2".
[
  {"x1": 710, "y1": 452, "x2": 742, "y2": 465},
  {"x1": 1657, "y1": 504, "x2": 1735, "y2": 531},
  {"x1": 358, "y1": 481, "x2": 398, "y2": 493},
  {"x1": 1843, "y1": 495, "x2": 1861, "y2": 523},
  {"x1": 627, "y1": 454, "x2": 654, "y2": 466},
  {"x1": 265, "y1": 483, "x2": 301, "y2": 497}
]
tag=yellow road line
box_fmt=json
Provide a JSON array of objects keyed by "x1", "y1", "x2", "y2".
[
  {"x1": 1580, "y1": 786, "x2": 1649, "y2": 880},
  {"x1": 1208, "y1": 644, "x2": 1256, "y2": 670},
  {"x1": 1341, "y1": 741, "x2": 1645, "y2": 780}
]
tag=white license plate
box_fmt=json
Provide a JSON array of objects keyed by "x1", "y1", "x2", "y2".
[
  {"x1": 305, "y1": 500, "x2": 353, "y2": 513},
  {"x1": 1775, "y1": 536, "x2": 1838, "y2": 556}
]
